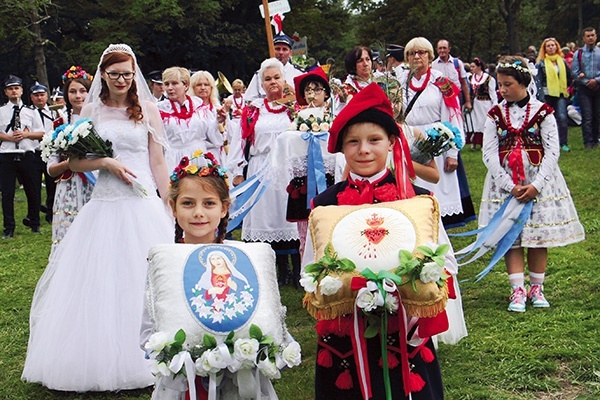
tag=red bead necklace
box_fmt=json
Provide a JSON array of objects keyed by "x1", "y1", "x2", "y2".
[
  {"x1": 233, "y1": 96, "x2": 244, "y2": 110},
  {"x1": 409, "y1": 68, "x2": 431, "y2": 92},
  {"x1": 264, "y1": 98, "x2": 288, "y2": 114},
  {"x1": 168, "y1": 96, "x2": 194, "y2": 120},
  {"x1": 504, "y1": 101, "x2": 531, "y2": 136}
]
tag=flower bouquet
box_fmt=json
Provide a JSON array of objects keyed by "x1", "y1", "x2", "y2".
[
  {"x1": 41, "y1": 118, "x2": 147, "y2": 197},
  {"x1": 410, "y1": 121, "x2": 464, "y2": 164},
  {"x1": 146, "y1": 324, "x2": 301, "y2": 399}
]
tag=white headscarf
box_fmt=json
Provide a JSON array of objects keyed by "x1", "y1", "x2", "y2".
[{"x1": 84, "y1": 43, "x2": 169, "y2": 148}]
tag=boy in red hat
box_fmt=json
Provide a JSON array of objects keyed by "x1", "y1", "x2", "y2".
[{"x1": 306, "y1": 83, "x2": 455, "y2": 399}]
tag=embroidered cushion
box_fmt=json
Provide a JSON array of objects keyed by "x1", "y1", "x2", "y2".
[
  {"x1": 147, "y1": 242, "x2": 287, "y2": 345},
  {"x1": 305, "y1": 195, "x2": 447, "y2": 319}
]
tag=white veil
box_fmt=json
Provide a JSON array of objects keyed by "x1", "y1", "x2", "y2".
[{"x1": 84, "y1": 43, "x2": 169, "y2": 148}]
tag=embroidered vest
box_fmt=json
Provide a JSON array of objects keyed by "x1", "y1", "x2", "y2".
[
  {"x1": 487, "y1": 103, "x2": 553, "y2": 166},
  {"x1": 474, "y1": 76, "x2": 491, "y2": 101}
]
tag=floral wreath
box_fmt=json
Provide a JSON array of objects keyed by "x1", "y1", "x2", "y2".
[
  {"x1": 62, "y1": 65, "x2": 93, "y2": 83},
  {"x1": 497, "y1": 60, "x2": 531, "y2": 75},
  {"x1": 170, "y1": 150, "x2": 229, "y2": 187},
  {"x1": 289, "y1": 109, "x2": 332, "y2": 133}
]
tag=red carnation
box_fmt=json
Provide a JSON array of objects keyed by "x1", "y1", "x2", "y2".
[
  {"x1": 337, "y1": 187, "x2": 362, "y2": 205},
  {"x1": 374, "y1": 183, "x2": 399, "y2": 202},
  {"x1": 176, "y1": 168, "x2": 186, "y2": 179}
]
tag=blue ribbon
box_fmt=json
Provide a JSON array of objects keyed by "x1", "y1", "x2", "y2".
[
  {"x1": 83, "y1": 171, "x2": 96, "y2": 186},
  {"x1": 301, "y1": 131, "x2": 328, "y2": 208}
]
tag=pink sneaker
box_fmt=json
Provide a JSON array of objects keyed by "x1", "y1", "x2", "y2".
[
  {"x1": 528, "y1": 284, "x2": 550, "y2": 308},
  {"x1": 508, "y1": 286, "x2": 527, "y2": 312}
]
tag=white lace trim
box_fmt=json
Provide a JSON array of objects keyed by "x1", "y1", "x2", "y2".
[{"x1": 241, "y1": 229, "x2": 300, "y2": 243}]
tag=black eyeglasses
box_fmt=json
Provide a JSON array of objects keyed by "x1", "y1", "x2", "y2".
[
  {"x1": 407, "y1": 50, "x2": 428, "y2": 57},
  {"x1": 304, "y1": 87, "x2": 325, "y2": 94},
  {"x1": 105, "y1": 71, "x2": 135, "y2": 81}
]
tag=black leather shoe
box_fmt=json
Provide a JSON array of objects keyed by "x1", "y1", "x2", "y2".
[
  {"x1": 2, "y1": 231, "x2": 14, "y2": 239},
  {"x1": 31, "y1": 226, "x2": 41, "y2": 234},
  {"x1": 22, "y1": 217, "x2": 31, "y2": 227}
]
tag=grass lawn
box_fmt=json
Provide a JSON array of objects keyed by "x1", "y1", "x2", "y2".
[{"x1": 1, "y1": 127, "x2": 599, "y2": 399}]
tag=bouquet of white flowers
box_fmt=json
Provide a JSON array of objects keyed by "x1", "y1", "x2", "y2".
[{"x1": 410, "y1": 121, "x2": 464, "y2": 164}]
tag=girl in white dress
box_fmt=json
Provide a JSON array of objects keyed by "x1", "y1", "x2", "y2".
[
  {"x1": 468, "y1": 58, "x2": 498, "y2": 148},
  {"x1": 22, "y1": 44, "x2": 173, "y2": 391},
  {"x1": 480, "y1": 56, "x2": 584, "y2": 312}
]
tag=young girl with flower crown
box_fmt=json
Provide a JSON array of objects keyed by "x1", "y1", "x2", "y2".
[
  {"x1": 143, "y1": 151, "x2": 282, "y2": 399},
  {"x1": 480, "y1": 56, "x2": 584, "y2": 312},
  {"x1": 46, "y1": 66, "x2": 94, "y2": 252}
]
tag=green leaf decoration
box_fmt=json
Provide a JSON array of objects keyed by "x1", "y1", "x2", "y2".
[
  {"x1": 433, "y1": 255, "x2": 446, "y2": 267},
  {"x1": 336, "y1": 258, "x2": 356, "y2": 272},
  {"x1": 416, "y1": 245, "x2": 435, "y2": 257},
  {"x1": 260, "y1": 336, "x2": 275, "y2": 345},
  {"x1": 174, "y1": 329, "x2": 186, "y2": 346},
  {"x1": 304, "y1": 263, "x2": 322, "y2": 274},
  {"x1": 364, "y1": 323, "x2": 380, "y2": 339},
  {"x1": 324, "y1": 242, "x2": 337, "y2": 259},
  {"x1": 203, "y1": 334, "x2": 217, "y2": 349},
  {"x1": 249, "y1": 324, "x2": 263, "y2": 340},
  {"x1": 435, "y1": 244, "x2": 450, "y2": 256}
]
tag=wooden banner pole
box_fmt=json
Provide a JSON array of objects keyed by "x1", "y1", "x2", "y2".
[{"x1": 262, "y1": 0, "x2": 275, "y2": 58}]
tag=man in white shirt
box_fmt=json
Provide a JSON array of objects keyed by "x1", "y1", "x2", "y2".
[
  {"x1": 30, "y1": 82, "x2": 58, "y2": 224},
  {"x1": 244, "y1": 33, "x2": 304, "y2": 102},
  {"x1": 432, "y1": 39, "x2": 472, "y2": 111},
  {"x1": 0, "y1": 75, "x2": 44, "y2": 237}
]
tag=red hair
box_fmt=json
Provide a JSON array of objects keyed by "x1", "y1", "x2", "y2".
[{"x1": 99, "y1": 52, "x2": 143, "y2": 122}]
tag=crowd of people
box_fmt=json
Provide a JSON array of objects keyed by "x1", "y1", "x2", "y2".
[{"x1": 0, "y1": 26, "x2": 595, "y2": 399}]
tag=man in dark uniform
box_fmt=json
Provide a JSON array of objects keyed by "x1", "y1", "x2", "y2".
[
  {"x1": 148, "y1": 70, "x2": 166, "y2": 102},
  {"x1": 0, "y1": 75, "x2": 44, "y2": 238},
  {"x1": 30, "y1": 82, "x2": 58, "y2": 224}
]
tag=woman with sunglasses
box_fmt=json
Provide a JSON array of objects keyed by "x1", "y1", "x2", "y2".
[{"x1": 535, "y1": 37, "x2": 573, "y2": 152}]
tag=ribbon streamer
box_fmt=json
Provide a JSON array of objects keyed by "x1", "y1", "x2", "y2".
[
  {"x1": 168, "y1": 351, "x2": 197, "y2": 400},
  {"x1": 301, "y1": 131, "x2": 328, "y2": 208}
]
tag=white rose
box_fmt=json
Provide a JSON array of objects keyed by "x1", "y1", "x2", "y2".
[
  {"x1": 280, "y1": 341, "x2": 302, "y2": 368},
  {"x1": 233, "y1": 338, "x2": 259, "y2": 363},
  {"x1": 257, "y1": 359, "x2": 281, "y2": 379},
  {"x1": 356, "y1": 289, "x2": 384, "y2": 312},
  {"x1": 311, "y1": 122, "x2": 320, "y2": 132},
  {"x1": 385, "y1": 293, "x2": 399, "y2": 313},
  {"x1": 319, "y1": 122, "x2": 330, "y2": 131},
  {"x1": 195, "y1": 348, "x2": 228, "y2": 376},
  {"x1": 420, "y1": 261, "x2": 443, "y2": 283},
  {"x1": 299, "y1": 123, "x2": 309, "y2": 132},
  {"x1": 145, "y1": 331, "x2": 172, "y2": 354},
  {"x1": 150, "y1": 361, "x2": 171, "y2": 377},
  {"x1": 319, "y1": 275, "x2": 343, "y2": 296},
  {"x1": 206, "y1": 347, "x2": 229, "y2": 370},
  {"x1": 299, "y1": 272, "x2": 317, "y2": 293}
]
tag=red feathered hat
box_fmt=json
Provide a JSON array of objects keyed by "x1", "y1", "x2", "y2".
[{"x1": 293, "y1": 67, "x2": 330, "y2": 106}]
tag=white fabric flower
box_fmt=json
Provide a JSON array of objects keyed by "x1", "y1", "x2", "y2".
[
  {"x1": 299, "y1": 272, "x2": 317, "y2": 293},
  {"x1": 257, "y1": 359, "x2": 281, "y2": 379},
  {"x1": 385, "y1": 293, "x2": 399, "y2": 313},
  {"x1": 299, "y1": 123, "x2": 309, "y2": 132},
  {"x1": 319, "y1": 122, "x2": 330, "y2": 132},
  {"x1": 151, "y1": 361, "x2": 171, "y2": 377},
  {"x1": 319, "y1": 275, "x2": 343, "y2": 296},
  {"x1": 145, "y1": 331, "x2": 172, "y2": 354},
  {"x1": 233, "y1": 338, "x2": 259, "y2": 363},
  {"x1": 356, "y1": 289, "x2": 384, "y2": 312},
  {"x1": 195, "y1": 348, "x2": 228, "y2": 376},
  {"x1": 311, "y1": 122, "x2": 320, "y2": 132},
  {"x1": 280, "y1": 341, "x2": 302, "y2": 367},
  {"x1": 420, "y1": 261, "x2": 443, "y2": 283}
]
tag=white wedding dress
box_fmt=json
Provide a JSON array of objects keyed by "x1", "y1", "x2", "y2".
[{"x1": 22, "y1": 105, "x2": 173, "y2": 391}]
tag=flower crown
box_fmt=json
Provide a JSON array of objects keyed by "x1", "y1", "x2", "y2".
[
  {"x1": 62, "y1": 65, "x2": 93, "y2": 83},
  {"x1": 170, "y1": 150, "x2": 229, "y2": 186},
  {"x1": 497, "y1": 60, "x2": 531, "y2": 75}
]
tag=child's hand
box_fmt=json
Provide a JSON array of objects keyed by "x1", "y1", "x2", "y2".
[{"x1": 511, "y1": 184, "x2": 538, "y2": 203}]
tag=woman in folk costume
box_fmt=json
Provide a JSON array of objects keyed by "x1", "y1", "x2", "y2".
[
  {"x1": 343, "y1": 46, "x2": 374, "y2": 98},
  {"x1": 398, "y1": 37, "x2": 476, "y2": 229},
  {"x1": 158, "y1": 67, "x2": 223, "y2": 172},
  {"x1": 22, "y1": 43, "x2": 173, "y2": 391},
  {"x1": 228, "y1": 58, "x2": 300, "y2": 286},
  {"x1": 479, "y1": 56, "x2": 584, "y2": 312},
  {"x1": 189, "y1": 70, "x2": 227, "y2": 164},
  {"x1": 304, "y1": 83, "x2": 461, "y2": 400},
  {"x1": 468, "y1": 58, "x2": 498, "y2": 149},
  {"x1": 535, "y1": 38, "x2": 573, "y2": 152}
]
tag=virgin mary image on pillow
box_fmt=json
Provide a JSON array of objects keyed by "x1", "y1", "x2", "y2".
[{"x1": 184, "y1": 246, "x2": 259, "y2": 333}]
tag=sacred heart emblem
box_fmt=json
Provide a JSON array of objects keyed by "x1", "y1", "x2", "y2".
[{"x1": 358, "y1": 213, "x2": 389, "y2": 258}]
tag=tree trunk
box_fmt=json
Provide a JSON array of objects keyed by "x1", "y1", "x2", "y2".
[
  {"x1": 30, "y1": 1, "x2": 49, "y2": 88},
  {"x1": 498, "y1": 0, "x2": 522, "y2": 54}
]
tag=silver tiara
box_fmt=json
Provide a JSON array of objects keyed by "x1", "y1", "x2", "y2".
[{"x1": 101, "y1": 44, "x2": 136, "y2": 60}]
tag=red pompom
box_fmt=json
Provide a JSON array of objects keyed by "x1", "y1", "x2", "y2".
[
  {"x1": 408, "y1": 371, "x2": 426, "y2": 392},
  {"x1": 420, "y1": 345, "x2": 435, "y2": 363},
  {"x1": 335, "y1": 369, "x2": 353, "y2": 390},
  {"x1": 317, "y1": 349, "x2": 333, "y2": 368},
  {"x1": 378, "y1": 351, "x2": 400, "y2": 369}
]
